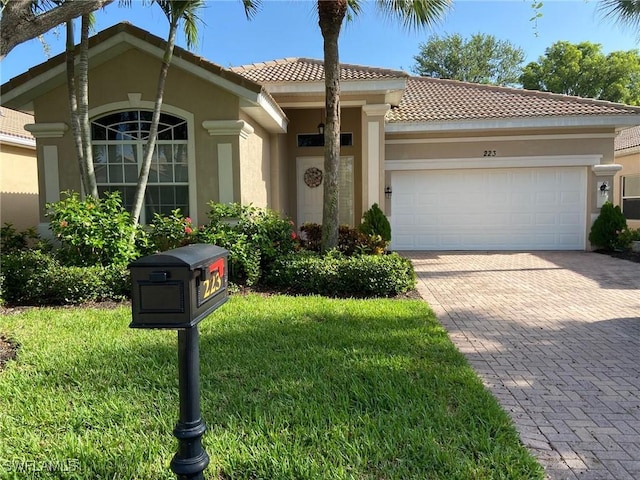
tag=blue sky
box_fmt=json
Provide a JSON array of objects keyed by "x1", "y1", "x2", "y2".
[{"x1": 1, "y1": 0, "x2": 639, "y2": 83}]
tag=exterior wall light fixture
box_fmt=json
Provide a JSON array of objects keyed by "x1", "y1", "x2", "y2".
[{"x1": 385, "y1": 186, "x2": 392, "y2": 199}]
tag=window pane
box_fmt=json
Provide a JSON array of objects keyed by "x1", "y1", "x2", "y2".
[
  {"x1": 92, "y1": 124, "x2": 106, "y2": 140},
  {"x1": 93, "y1": 145, "x2": 107, "y2": 165},
  {"x1": 623, "y1": 176, "x2": 640, "y2": 197},
  {"x1": 107, "y1": 145, "x2": 121, "y2": 163},
  {"x1": 109, "y1": 165, "x2": 123, "y2": 183},
  {"x1": 124, "y1": 165, "x2": 138, "y2": 183},
  {"x1": 622, "y1": 198, "x2": 640, "y2": 220},
  {"x1": 176, "y1": 187, "x2": 189, "y2": 205},
  {"x1": 159, "y1": 186, "x2": 175, "y2": 205},
  {"x1": 175, "y1": 165, "x2": 188, "y2": 182},
  {"x1": 174, "y1": 122, "x2": 187, "y2": 140},
  {"x1": 95, "y1": 164, "x2": 107, "y2": 183}
]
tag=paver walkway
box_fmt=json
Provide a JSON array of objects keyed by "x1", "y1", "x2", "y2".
[{"x1": 409, "y1": 252, "x2": 640, "y2": 480}]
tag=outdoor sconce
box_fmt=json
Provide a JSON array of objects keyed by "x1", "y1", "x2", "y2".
[
  {"x1": 317, "y1": 122, "x2": 325, "y2": 135},
  {"x1": 385, "y1": 186, "x2": 392, "y2": 199}
]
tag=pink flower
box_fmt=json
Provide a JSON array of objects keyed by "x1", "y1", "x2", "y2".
[
  {"x1": 184, "y1": 226, "x2": 193, "y2": 234},
  {"x1": 185, "y1": 217, "x2": 192, "y2": 225},
  {"x1": 291, "y1": 231, "x2": 298, "y2": 240}
]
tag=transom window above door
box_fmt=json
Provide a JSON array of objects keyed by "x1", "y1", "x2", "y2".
[{"x1": 91, "y1": 110, "x2": 189, "y2": 223}]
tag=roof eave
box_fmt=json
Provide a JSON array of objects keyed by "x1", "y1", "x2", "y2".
[{"x1": 386, "y1": 115, "x2": 640, "y2": 133}]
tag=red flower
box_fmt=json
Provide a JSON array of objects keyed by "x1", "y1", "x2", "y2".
[
  {"x1": 291, "y1": 231, "x2": 298, "y2": 240},
  {"x1": 184, "y1": 226, "x2": 193, "y2": 234}
]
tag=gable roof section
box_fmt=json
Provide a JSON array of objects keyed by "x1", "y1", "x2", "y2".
[
  {"x1": 231, "y1": 57, "x2": 408, "y2": 83},
  {"x1": 615, "y1": 125, "x2": 640, "y2": 152},
  {"x1": 0, "y1": 22, "x2": 287, "y2": 133},
  {"x1": 387, "y1": 77, "x2": 640, "y2": 132},
  {"x1": 231, "y1": 58, "x2": 408, "y2": 105},
  {"x1": 0, "y1": 107, "x2": 35, "y2": 148}
]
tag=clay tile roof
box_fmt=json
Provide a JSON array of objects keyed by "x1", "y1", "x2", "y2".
[
  {"x1": 0, "y1": 107, "x2": 34, "y2": 141},
  {"x1": 615, "y1": 125, "x2": 640, "y2": 151},
  {"x1": 387, "y1": 77, "x2": 640, "y2": 123},
  {"x1": 231, "y1": 57, "x2": 408, "y2": 83}
]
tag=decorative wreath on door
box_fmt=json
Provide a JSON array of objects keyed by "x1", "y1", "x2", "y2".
[{"x1": 304, "y1": 167, "x2": 323, "y2": 188}]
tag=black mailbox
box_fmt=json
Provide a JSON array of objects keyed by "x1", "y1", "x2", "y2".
[{"x1": 129, "y1": 244, "x2": 228, "y2": 329}]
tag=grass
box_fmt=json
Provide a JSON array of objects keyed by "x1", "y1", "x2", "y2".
[{"x1": 0, "y1": 295, "x2": 544, "y2": 479}]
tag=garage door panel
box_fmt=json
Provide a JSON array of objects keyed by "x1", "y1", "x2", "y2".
[{"x1": 391, "y1": 167, "x2": 586, "y2": 250}]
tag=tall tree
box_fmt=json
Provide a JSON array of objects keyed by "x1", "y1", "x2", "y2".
[
  {"x1": 520, "y1": 41, "x2": 640, "y2": 105},
  {"x1": 318, "y1": 0, "x2": 451, "y2": 252},
  {"x1": 0, "y1": 0, "x2": 114, "y2": 60},
  {"x1": 412, "y1": 33, "x2": 525, "y2": 86}
]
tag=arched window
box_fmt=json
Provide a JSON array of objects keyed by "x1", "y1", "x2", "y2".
[{"x1": 91, "y1": 110, "x2": 189, "y2": 223}]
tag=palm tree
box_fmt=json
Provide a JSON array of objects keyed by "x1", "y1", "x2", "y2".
[
  {"x1": 317, "y1": 0, "x2": 451, "y2": 252},
  {"x1": 66, "y1": 15, "x2": 99, "y2": 198},
  {"x1": 129, "y1": 0, "x2": 261, "y2": 227},
  {"x1": 599, "y1": 0, "x2": 640, "y2": 33}
]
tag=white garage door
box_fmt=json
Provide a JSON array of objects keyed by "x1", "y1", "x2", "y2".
[{"x1": 391, "y1": 167, "x2": 587, "y2": 250}]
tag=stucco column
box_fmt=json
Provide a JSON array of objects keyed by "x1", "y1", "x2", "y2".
[
  {"x1": 361, "y1": 104, "x2": 390, "y2": 215},
  {"x1": 590, "y1": 164, "x2": 623, "y2": 247},
  {"x1": 24, "y1": 122, "x2": 68, "y2": 238},
  {"x1": 202, "y1": 120, "x2": 254, "y2": 205}
]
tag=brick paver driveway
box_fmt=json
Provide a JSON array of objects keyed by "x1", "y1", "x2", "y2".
[{"x1": 409, "y1": 252, "x2": 640, "y2": 480}]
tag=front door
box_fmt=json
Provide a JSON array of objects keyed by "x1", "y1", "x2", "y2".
[{"x1": 296, "y1": 156, "x2": 354, "y2": 227}]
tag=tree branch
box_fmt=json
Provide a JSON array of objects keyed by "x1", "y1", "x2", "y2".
[{"x1": 1, "y1": 0, "x2": 115, "y2": 60}]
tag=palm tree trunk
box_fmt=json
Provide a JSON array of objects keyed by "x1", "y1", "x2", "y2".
[
  {"x1": 66, "y1": 20, "x2": 88, "y2": 195},
  {"x1": 318, "y1": 0, "x2": 347, "y2": 252},
  {"x1": 80, "y1": 15, "x2": 98, "y2": 198},
  {"x1": 129, "y1": 17, "x2": 179, "y2": 227}
]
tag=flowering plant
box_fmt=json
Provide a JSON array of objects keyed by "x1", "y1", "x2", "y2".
[{"x1": 147, "y1": 209, "x2": 198, "y2": 252}]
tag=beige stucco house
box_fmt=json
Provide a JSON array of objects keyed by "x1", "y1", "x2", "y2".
[
  {"x1": 0, "y1": 107, "x2": 39, "y2": 231},
  {"x1": 2, "y1": 22, "x2": 640, "y2": 250},
  {"x1": 613, "y1": 126, "x2": 640, "y2": 229}
]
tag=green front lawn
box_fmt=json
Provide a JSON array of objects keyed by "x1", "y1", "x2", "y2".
[{"x1": 0, "y1": 295, "x2": 543, "y2": 479}]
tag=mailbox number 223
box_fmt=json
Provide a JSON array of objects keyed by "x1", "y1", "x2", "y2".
[{"x1": 201, "y1": 259, "x2": 225, "y2": 302}]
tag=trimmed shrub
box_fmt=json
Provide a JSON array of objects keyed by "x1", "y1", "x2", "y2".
[
  {"x1": 266, "y1": 250, "x2": 416, "y2": 297},
  {"x1": 359, "y1": 203, "x2": 391, "y2": 243},
  {"x1": 589, "y1": 202, "x2": 627, "y2": 251},
  {"x1": 1, "y1": 223, "x2": 46, "y2": 254},
  {"x1": 1, "y1": 250, "x2": 130, "y2": 305},
  {"x1": 47, "y1": 191, "x2": 141, "y2": 266},
  {"x1": 200, "y1": 203, "x2": 298, "y2": 286}
]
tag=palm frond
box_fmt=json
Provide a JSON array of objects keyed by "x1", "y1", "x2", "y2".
[
  {"x1": 598, "y1": 0, "x2": 640, "y2": 32},
  {"x1": 376, "y1": 0, "x2": 451, "y2": 30},
  {"x1": 242, "y1": 0, "x2": 261, "y2": 20}
]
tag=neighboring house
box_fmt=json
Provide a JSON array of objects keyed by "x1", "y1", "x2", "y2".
[
  {"x1": 0, "y1": 107, "x2": 39, "y2": 231},
  {"x1": 2, "y1": 22, "x2": 640, "y2": 251},
  {"x1": 613, "y1": 126, "x2": 640, "y2": 229}
]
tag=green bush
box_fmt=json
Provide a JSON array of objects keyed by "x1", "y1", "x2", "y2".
[
  {"x1": 359, "y1": 203, "x2": 391, "y2": 243},
  {"x1": 588, "y1": 202, "x2": 627, "y2": 251},
  {"x1": 0, "y1": 223, "x2": 46, "y2": 254},
  {"x1": 266, "y1": 250, "x2": 416, "y2": 297},
  {"x1": 300, "y1": 223, "x2": 388, "y2": 255},
  {"x1": 47, "y1": 191, "x2": 141, "y2": 266},
  {"x1": 1, "y1": 250, "x2": 130, "y2": 305},
  {"x1": 146, "y1": 209, "x2": 198, "y2": 252},
  {"x1": 615, "y1": 227, "x2": 640, "y2": 250},
  {"x1": 200, "y1": 203, "x2": 298, "y2": 286}
]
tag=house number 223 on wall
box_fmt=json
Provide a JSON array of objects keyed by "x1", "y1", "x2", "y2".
[{"x1": 483, "y1": 150, "x2": 497, "y2": 157}]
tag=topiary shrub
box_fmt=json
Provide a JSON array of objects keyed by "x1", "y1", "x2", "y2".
[
  {"x1": 265, "y1": 250, "x2": 416, "y2": 297},
  {"x1": 359, "y1": 203, "x2": 391, "y2": 243},
  {"x1": 589, "y1": 202, "x2": 627, "y2": 251}
]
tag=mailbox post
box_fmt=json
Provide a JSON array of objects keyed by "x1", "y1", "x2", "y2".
[{"x1": 129, "y1": 244, "x2": 228, "y2": 480}]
